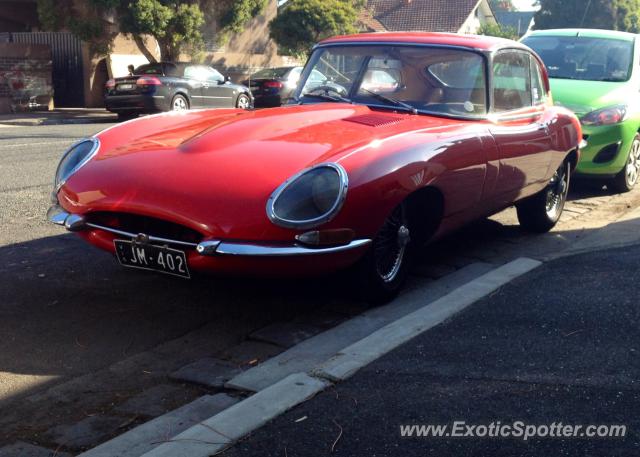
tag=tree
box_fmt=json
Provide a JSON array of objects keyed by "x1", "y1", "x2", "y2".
[
  {"x1": 36, "y1": 0, "x2": 268, "y2": 61},
  {"x1": 477, "y1": 23, "x2": 520, "y2": 41},
  {"x1": 118, "y1": 0, "x2": 205, "y2": 62},
  {"x1": 36, "y1": 0, "x2": 120, "y2": 55},
  {"x1": 534, "y1": 0, "x2": 640, "y2": 32},
  {"x1": 269, "y1": 0, "x2": 365, "y2": 59}
]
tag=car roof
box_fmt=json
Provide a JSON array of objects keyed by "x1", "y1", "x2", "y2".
[
  {"x1": 318, "y1": 32, "x2": 529, "y2": 52},
  {"x1": 525, "y1": 28, "x2": 637, "y2": 41}
]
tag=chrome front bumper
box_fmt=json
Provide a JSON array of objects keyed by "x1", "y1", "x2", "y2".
[{"x1": 47, "y1": 206, "x2": 371, "y2": 257}]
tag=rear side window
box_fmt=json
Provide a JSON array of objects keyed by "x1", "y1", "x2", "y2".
[
  {"x1": 531, "y1": 56, "x2": 547, "y2": 105},
  {"x1": 493, "y1": 51, "x2": 532, "y2": 112}
]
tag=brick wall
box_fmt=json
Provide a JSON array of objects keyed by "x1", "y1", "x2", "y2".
[{"x1": 0, "y1": 43, "x2": 53, "y2": 113}]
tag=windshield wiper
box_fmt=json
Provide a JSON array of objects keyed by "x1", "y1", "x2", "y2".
[
  {"x1": 301, "y1": 92, "x2": 353, "y2": 104},
  {"x1": 359, "y1": 88, "x2": 418, "y2": 114}
]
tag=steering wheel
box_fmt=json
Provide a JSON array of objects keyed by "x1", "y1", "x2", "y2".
[{"x1": 307, "y1": 83, "x2": 348, "y2": 97}]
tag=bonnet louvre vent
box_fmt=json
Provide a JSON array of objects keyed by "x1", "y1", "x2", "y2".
[{"x1": 343, "y1": 114, "x2": 404, "y2": 127}]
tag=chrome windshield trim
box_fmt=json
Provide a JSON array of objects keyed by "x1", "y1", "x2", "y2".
[{"x1": 212, "y1": 239, "x2": 371, "y2": 257}]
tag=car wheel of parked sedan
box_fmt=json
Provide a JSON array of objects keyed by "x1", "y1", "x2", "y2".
[
  {"x1": 171, "y1": 94, "x2": 189, "y2": 111},
  {"x1": 236, "y1": 93, "x2": 251, "y2": 110},
  {"x1": 355, "y1": 203, "x2": 413, "y2": 304},
  {"x1": 517, "y1": 161, "x2": 570, "y2": 233},
  {"x1": 610, "y1": 134, "x2": 640, "y2": 193}
]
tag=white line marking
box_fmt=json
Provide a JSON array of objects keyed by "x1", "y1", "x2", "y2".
[{"x1": 0, "y1": 140, "x2": 73, "y2": 149}]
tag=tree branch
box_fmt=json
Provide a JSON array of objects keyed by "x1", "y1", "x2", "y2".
[{"x1": 131, "y1": 34, "x2": 157, "y2": 63}]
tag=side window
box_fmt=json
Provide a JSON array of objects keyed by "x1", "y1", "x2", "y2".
[
  {"x1": 493, "y1": 51, "x2": 532, "y2": 112},
  {"x1": 183, "y1": 65, "x2": 199, "y2": 80},
  {"x1": 530, "y1": 56, "x2": 546, "y2": 105},
  {"x1": 206, "y1": 67, "x2": 224, "y2": 83}
]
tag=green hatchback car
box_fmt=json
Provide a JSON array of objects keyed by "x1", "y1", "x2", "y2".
[{"x1": 523, "y1": 29, "x2": 640, "y2": 192}]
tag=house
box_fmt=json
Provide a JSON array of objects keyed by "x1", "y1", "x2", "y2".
[
  {"x1": 0, "y1": 0, "x2": 292, "y2": 110},
  {"x1": 361, "y1": 0, "x2": 498, "y2": 34},
  {"x1": 495, "y1": 11, "x2": 535, "y2": 37}
]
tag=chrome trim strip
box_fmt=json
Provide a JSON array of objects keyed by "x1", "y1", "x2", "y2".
[
  {"x1": 47, "y1": 207, "x2": 200, "y2": 248},
  {"x1": 48, "y1": 207, "x2": 370, "y2": 256},
  {"x1": 213, "y1": 239, "x2": 372, "y2": 257},
  {"x1": 84, "y1": 222, "x2": 200, "y2": 248},
  {"x1": 266, "y1": 162, "x2": 349, "y2": 230}
]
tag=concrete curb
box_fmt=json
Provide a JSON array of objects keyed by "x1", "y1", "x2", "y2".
[
  {"x1": 314, "y1": 257, "x2": 542, "y2": 381},
  {"x1": 79, "y1": 258, "x2": 541, "y2": 457},
  {"x1": 141, "y1": 373, "x2": 329, "y2": 457}
]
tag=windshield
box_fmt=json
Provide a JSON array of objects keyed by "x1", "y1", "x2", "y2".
[
  {"x1": 134, "y1": 63, "x2": 165, "y2": 75},
  {"x1": 252, "y1": 67, "x2": 296, "y2": 79},
  {"x1": 296, "y1": 45, "x2": 487, "y2": 117},
  {"x1": 522, "y1": 35, "x2": 634, "y2": 82}
]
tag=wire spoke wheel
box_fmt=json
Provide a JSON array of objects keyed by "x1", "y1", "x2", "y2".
[
  {"x1": 373, "y1": 206, "x2": 411, "y2": 283},
  {"x1": 545, "y1": 164, "x2": 569, "y2": 221}
]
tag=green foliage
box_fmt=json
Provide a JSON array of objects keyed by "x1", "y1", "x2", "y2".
[
  {"x1": 36, "y1": 0, "x2": 117, "y2": 54},
  {"x1": 269, "y1": 0, "x2": 365, "y2": 58},
  {"x1": 477, "y1": 23, "x2": 520, "y2": 40},
  {"x1": 36, "y1": 0, "x2": 262, "y2": 61},
  {"x1": 221, "y1": 0, "x2": 268, "y2": 32},
  {"x1": 614, "y1": 0, "x2": 640, "y2": 32},
  {"x1": 534, "y1": 0, "x2": 640, "y2": 32},
  {"x1": 119, "y1": 0, "x2": 205, "y2": 60}
]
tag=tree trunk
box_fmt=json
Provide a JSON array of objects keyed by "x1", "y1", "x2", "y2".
[{"x1": 132, "y1": 34, "x2": 158, "y2": 63}]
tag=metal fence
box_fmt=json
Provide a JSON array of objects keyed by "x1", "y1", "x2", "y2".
[{"x1": 10, "y1": 32, "x2": 84, "y2": 107}]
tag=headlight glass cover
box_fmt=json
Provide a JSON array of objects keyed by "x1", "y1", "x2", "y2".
[
  {"x1": 581, "y1": 104, "x2": 628, "y2": 126},
  {"x1": 267, "y1": 163, "x2": 348, "y2": 229},
  {"x1": 55, "y1": 138, "x2": 100, "y2": 190}
]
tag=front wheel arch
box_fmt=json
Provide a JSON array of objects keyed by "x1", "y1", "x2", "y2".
[{"x1": 404, "y1": 185, "x2": 445, "y2": 246}]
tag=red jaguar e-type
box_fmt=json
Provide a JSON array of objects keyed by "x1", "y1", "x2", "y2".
[{"x1": 48, "y1": 32, "x2": 582, "y2": 302}]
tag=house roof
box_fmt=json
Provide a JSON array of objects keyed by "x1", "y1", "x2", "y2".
[
  {"x1": 495, "y1": 11, "x2": 535, "y2": 36},
  {"x1": 363, "y1": 0, "x2": 488, "y2": 33}
]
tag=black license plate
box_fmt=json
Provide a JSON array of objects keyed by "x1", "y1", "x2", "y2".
[{"x1": 114, "y1": 240, "x2": 190, "y2": 279}]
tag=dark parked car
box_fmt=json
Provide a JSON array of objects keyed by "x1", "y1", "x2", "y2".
[
  {"x1": 105, "y1": 62, "x2": 253, "y2": 120},
  {"x1": 243, "y1": 66, "x2": 327, "y2": 107}
]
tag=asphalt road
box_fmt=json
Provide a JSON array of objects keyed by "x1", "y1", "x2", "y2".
[
  {"x1": 224, "y1": 245, "x2": 640, "y2": 457},
  {"x1": 2, "y1": 123, "x2": 640, "y2": 451}
]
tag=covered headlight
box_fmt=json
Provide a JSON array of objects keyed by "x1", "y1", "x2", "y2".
[
  {"x1": 267, "y1": 163, "x2": 348, "y2": 229},
  {"x1": 54, "y1": 138, "x2": 100, "y2": 190},
  {"x1": 581, "y1": 104, "x2": 628, "y2": 126}
]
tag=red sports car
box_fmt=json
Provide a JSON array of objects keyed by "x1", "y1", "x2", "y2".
[{"x1": 48, "y1": 33, "x2": 582, "y2": 302}]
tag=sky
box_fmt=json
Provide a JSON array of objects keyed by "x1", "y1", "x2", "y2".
[{"x1": 512, "y1": 0, "x2": 540, "y2": 11}]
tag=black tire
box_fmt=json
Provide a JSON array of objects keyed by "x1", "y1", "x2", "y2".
[
  {"x1": 117, "y1": 111, "x2": 136, "y2": 122},
  {"x1": 354, "y1": 203, "x2": 413, "y2": 304},
  {"x1": 516, "y1": 161, "x2": 570, "y2": 233},
  {"x1": 236, "y1": 93, "x2": 251, "y2": 109},
  {"x1": 609, "y1": 134, "x2": 640, "y2": 193},
  {"x1": 170, "y1": 94, "x2": 189, "y2": 111}
]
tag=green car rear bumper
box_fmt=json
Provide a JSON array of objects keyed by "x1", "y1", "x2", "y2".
[{"x1": 576, "y1": 120, "x2": 637, "y2": 177}]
